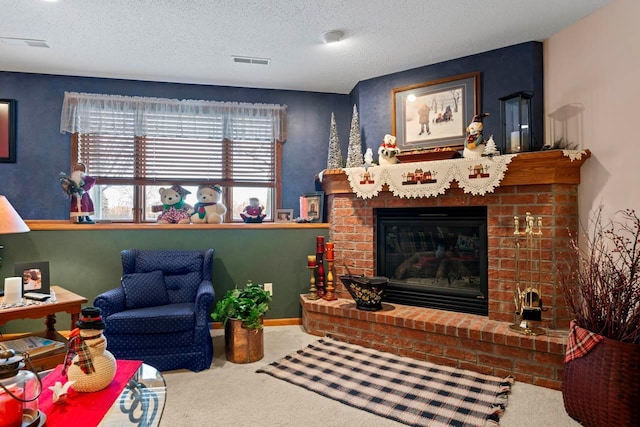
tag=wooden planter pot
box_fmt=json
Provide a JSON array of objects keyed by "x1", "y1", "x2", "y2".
[
  {"x1": 224, "y1": 318, "x2": 264, "y2": 364},
  {"x1": 563, "y1": 328, "x2": 640, "y2": 427}
]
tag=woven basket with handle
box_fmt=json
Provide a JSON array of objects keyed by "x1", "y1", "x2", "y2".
[{"x1": 563, "y1": 328, "x2": 640, "y2": 427}]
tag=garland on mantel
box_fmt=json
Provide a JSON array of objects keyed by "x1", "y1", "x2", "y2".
[{"x1": 333, "y1": 150, "x2": 588, "y2": 200}]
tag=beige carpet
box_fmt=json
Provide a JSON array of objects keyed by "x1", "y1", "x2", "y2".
[{"x1": 160, "y1": 325, "x2": 581, "y2": 427}]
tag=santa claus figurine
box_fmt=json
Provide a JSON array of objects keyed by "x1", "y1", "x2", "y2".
[{"x1": 69, "y1": 163, "x2": 96, "y2": 224}]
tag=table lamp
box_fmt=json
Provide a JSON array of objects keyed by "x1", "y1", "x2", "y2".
[{"x1": 0, "y1": 195, "x2": 30, "y2": 268}]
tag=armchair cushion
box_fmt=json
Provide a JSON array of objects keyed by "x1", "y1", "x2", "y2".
[
  {"x1": 121, "y1": 270, "x2": 170, "y2": 310},
  {"x1": 105, "y1": 303, "x2": 195, "y2": 335}
]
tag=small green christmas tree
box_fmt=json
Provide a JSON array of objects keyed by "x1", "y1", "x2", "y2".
[{"x1": 326, "y1": 112, "x2": 343, "y2": 169}]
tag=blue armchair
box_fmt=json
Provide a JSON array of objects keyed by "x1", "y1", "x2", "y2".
[{"x1": 94, "y1": 249, "x2": 215, "y2": 372}]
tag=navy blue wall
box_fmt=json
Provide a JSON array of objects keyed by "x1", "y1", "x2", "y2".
[
  {"x1": 0, "y1": 41, "x2": 542, "y2": 219},
  {"x1": 350, "y1": 42, "x2": 543, "y2": 153},
  {"x1": 0, "y1": 72, "x2": 351, "y2": 219}
]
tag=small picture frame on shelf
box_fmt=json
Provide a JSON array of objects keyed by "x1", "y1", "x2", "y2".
[
  {"x1": 299, "y1": 192, "x2": 324, "y2": 223},
  {"x1": 14, "y1": 261, "x2": 50, "y2": 294},
  {"x1": 275, "y1": 209, "x2": 294, "y2": 223}
]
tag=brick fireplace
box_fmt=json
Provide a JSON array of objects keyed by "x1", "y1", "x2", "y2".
[{"x1": 302, "y1": 150, "x2": 590, "y2": 390}]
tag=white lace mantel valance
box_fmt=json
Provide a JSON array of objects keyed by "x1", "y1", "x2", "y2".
[
  {"x1": 342, "y1": 155, "x2": 518, "y2": 199},
  {"x1": 336, "y1": 149, "x2": 589, "y2": 199}
]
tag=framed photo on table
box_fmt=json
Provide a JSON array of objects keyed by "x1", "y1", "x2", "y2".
[
  {"x1": 299, "y1": 192, "x2": 324, "y2": 223},
  {"x1": 391, "y1": 72, "x2": 480, "y2": 152},
  {"x1": 15, "y1": 261, "x2": 50, "y2": 294},
  {"x1": 0, "y1": 99, "x2": 17, "y2": 163},
  {"x1": 275, "y1": 209, "x2": 294, "y2": 223}
]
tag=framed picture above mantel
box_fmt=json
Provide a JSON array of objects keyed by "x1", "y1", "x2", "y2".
[{"x1": 391, "y1": 72, "x2": 480, "y2": 152}]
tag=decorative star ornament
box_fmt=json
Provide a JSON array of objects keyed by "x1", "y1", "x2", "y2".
[{"x1": 49, "y1": 380, "x2": 75, "y2": 404}]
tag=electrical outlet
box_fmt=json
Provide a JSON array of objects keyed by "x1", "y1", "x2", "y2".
[{"x1": 264, "y1": 282, "x2": 273, "y2": 296}]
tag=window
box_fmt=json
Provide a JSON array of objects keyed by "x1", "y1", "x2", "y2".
[{"x1": 61, "y1": 92, "x2": 286, "y2": 222}]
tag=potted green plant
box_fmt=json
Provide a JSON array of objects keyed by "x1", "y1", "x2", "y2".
[
  {"x1": 560, "y1": 207, "x2": 640, "y2": 427},
  {"x1": 211, "y1": 281, "x2": 271, "y2": 363}
]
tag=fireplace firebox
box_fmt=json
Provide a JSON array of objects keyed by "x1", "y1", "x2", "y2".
[{"x1": 376, "y1": 206, "x2": 488, "y2": 315}]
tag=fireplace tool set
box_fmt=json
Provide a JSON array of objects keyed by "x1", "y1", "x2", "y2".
[{"x1": 509, "y1": 212, "x2": 546, "y2": 336}]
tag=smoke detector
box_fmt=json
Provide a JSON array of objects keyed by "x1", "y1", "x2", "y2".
[{"x1": 321, "y1": 31, "x2": 344, "y2": 44}]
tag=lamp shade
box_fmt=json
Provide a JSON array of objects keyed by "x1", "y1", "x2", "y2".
[{"x1": 0, "y1": 195, "x2": 30, "y2": 234}]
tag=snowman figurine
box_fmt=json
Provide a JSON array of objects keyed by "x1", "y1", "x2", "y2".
[
  {"x1": 463, "y1": 113, "x2": 490, "y2": 158},
  {"x1": 63, "y1": 307, "x2": 117, "y2": 392}
]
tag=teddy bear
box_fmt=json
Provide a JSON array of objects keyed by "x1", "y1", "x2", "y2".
[
  {"x1": 154, "y1": 185, "x2": 192, "y2": 224},
  {"x1": 378, "y1": 134, "x2": 400, "y2": 166},
  {"x1": 190, "y1": 184, "x2": 227, "y2": 224},
  {"x1": 240, "y1": 197, "x2": 266, "y2": 223}
]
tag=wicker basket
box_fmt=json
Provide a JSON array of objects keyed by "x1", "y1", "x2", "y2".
[{"x1": 563, "y1": 330, "x2": 640, "y2": 427}]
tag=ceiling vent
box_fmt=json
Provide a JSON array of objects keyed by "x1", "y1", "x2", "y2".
[
  {"x1": 0, "y1": 37, "x2": 50, "y2": 48},
  {"x1": 232, "y1": 56, "x2": 271, "y2": 66}
]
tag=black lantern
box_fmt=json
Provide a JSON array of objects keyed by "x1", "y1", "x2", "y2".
[{"x1": 500, "y1": 91, "x2": 533, "y2": 154}]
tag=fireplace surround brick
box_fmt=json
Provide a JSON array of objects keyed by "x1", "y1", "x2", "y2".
[{"x1": 303, "y1": 151, "x2": 590, "y2": 390}]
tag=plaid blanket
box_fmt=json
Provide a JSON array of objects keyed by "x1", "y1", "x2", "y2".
[
  {"x1": 257, "y1": 337, "x2": 513, "y2": 427},
  {"x1": 565, "y1": 320, "x2": 605, "y2": 363}
]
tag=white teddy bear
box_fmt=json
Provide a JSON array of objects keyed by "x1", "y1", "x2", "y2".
[{"x1": 190, "y1": 184, "x2": 227, "y2": 224}]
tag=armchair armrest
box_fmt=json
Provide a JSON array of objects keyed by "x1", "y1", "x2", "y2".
[
  {"x1": 94, "y1": 287, "x2": 127, "y2": 318},
  {"x1": 194, "y1": 280, "x2": 215, "y2": 327}
]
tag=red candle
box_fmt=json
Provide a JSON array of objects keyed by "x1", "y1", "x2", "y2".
[
  {"x1": 316, "y1": 236, "x2": 325, "y2": 253},
  {"x1": 326, "y1": 242, "x2": 335, "y2": 260},
  {"x1": 307, "y1": 255, "x2": 317, "y2": 267},
  {"x1": 0, "y1": 388, "x2": 24, "y2": 427}
]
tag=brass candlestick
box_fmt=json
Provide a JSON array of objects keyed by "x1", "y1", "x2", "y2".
[
  {"x1": 323, "y1": 257, "x2": 337, "y2": 301},
  {"x1": 307, "y1": 255, "x2": 319, "y2": 300}
]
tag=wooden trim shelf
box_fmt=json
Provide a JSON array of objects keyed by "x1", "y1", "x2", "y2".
[
  {"x1": 25, "y1": 221, "x2": 330, "y2": 231},
  {"x1": 320, "y1": 149, "x2": 591, "y2": 196}
]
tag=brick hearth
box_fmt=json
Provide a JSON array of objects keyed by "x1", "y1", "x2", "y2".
[
  {"x1": 303, "y1": 150, "x2": 590, "y2": 390},
  {"x1": 302, "y1": 295, "x2": 566, "y2": 390}
]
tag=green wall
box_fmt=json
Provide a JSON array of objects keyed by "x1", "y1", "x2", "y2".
[{"x1": 0, "y1": 226, "x2": 328, "y2": 334}]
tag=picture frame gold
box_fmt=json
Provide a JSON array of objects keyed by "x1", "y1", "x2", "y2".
[{"x1": 391, "y1": 72, "x2": 480, "y2": 151}]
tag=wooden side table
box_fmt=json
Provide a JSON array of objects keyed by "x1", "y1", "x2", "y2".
[
  {"x1": 0, "y1": 285, "x2": 87, "y2": 371},
  {"x1": 0, "y1": 285, "x2": 88, "y2": 335}
]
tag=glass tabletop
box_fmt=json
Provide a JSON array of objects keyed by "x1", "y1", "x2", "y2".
[
  {"x1": 40, "y1": 362, "x2": 166, "y2": 427},
  {"x1": 99, "y1": 363, "x2": 166, "y2": 427}
]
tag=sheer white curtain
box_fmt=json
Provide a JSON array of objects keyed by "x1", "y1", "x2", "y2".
[{"x1": 60, "y1": 92, "x2": 287, "y2": 141}]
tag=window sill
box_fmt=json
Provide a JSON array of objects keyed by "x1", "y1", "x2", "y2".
[{"x1": 25, "y1": 220, "x2": 329, "y2": 231}]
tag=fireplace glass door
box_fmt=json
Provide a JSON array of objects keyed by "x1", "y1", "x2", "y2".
[{"x1": 377, "y1": 207, "x2": 488, "y2": 315}]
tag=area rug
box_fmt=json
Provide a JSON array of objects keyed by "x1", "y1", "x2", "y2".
[{"x1": 257, "y1": 337, "x2": 513, "y2": 427}]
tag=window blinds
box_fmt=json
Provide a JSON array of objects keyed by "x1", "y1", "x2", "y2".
[{"x1": 63, "y1": 92, "x2": 285, "y2": 186}]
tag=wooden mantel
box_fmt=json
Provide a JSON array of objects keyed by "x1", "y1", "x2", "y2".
[{"x1": 320, "y1": 149, "x2": 591, "y2": 196}]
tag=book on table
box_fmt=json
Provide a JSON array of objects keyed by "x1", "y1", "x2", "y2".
[{"x1": 0, "y1": 335, "x2": 65, "y2": 357}]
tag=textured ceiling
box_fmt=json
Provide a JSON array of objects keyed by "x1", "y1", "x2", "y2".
[{"x1": 0, "y1": 0, "x2": 611, "y2": 94}]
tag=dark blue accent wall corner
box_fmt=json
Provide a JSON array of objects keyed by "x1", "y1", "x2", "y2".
[{"x1": 0, "y1": 41, "x2": 542, "y2": 219}]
